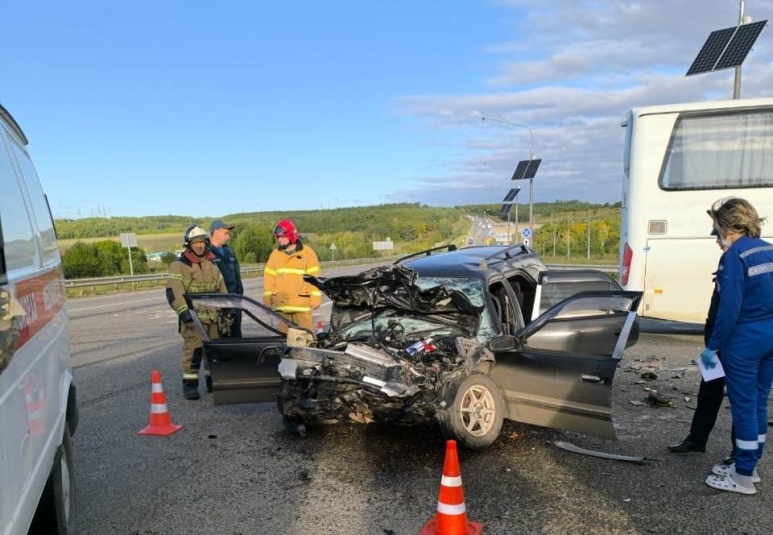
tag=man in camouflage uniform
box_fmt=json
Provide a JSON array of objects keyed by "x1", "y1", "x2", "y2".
[{"x1": 166, "y1": 225, "x2": 227, "y2": 400}]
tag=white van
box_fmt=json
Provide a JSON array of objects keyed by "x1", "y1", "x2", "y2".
[{"x1": 1, "y1": 103, "x2": 78, "y2": 534}]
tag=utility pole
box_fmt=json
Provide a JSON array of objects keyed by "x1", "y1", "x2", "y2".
[{"x1": 587, "y1": 210, "x2": 591, "y2": 259}]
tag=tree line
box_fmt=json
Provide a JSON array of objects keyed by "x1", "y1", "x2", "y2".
[{"x1": 59, "y1": 202, "x2": 620, "y2": 278}]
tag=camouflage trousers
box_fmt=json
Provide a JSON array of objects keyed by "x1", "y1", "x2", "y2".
[{"x1": 180, "y1": 322, "x2": 219, "y2": 381}]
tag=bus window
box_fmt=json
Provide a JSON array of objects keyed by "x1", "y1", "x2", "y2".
[{"x1": 660, "y1": 110, "x2": 773, "y2": 190}]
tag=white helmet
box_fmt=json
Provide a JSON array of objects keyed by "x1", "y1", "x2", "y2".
[{"x1": 183, "y1": 225, "x2": 210, "y2": 249}]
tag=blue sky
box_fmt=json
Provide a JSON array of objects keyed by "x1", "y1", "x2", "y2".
[{"x1": 2, "y1": 1, "x2": 772, "y2": 218}]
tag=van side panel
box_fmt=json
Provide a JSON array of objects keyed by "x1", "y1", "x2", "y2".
[{"x1": 0, "y1": 118, "x2": 72, "y2": 535}]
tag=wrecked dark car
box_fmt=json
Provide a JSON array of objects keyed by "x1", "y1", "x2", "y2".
[{"x1": 187, "y1": 244, "x2": 642, "y2": 450}]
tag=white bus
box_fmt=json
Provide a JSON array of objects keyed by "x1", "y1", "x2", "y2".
[{"x1": 619, "y1": 97, "x2": 773, "y2": 324}]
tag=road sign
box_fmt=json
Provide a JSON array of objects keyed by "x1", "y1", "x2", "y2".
[
  {"x1": 521, "y1": 228, "x2": 531, "y2": 239},
  {"x1": 329, "y1": 243, "x2": 337, "y2": 250},
  {"x1": 119, "y1": 233, "x2": 137, "y2": 276},
  {"x1": 120, "y1": 233, "x2": 137, "y2": 248}
]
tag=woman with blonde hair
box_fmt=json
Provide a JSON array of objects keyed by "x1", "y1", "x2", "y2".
[{"x1": 703, "y1": 197, "x2": 773, "y2": 495}]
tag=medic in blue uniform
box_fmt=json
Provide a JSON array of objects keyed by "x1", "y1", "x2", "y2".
[{"x1": 703, "y1": 197, "x2": 773, "y2": 495}]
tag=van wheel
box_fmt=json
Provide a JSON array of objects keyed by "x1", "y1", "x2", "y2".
[
  {"x1": 30, "y1": 423, "x2": 76, "y2": 534},
  {"x1": 437, "y1": 373, "x2": 504, "y2": 450}
]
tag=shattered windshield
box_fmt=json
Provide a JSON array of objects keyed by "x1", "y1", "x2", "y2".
[{"x1": 336, "y1": 276, "x2": 493, "y2": 342}]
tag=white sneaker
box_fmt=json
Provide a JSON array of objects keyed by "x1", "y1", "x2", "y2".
[{"x1": 712, "y1": 462, "x2": 761, "y2": 484}]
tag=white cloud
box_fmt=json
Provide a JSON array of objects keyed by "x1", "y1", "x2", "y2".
[{"x1": 394, "y1": 0, "x2": 773, "y2": 207}]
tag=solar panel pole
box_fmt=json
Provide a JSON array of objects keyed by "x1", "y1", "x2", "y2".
[
  {"x1": 734, "y1": 1, "x2": 746, "y2": 99},
  {"x1": 481, "y1": 116, "x2": 536, "y2": 237}
]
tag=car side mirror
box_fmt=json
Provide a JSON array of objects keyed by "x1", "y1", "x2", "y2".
[{"x1": 488, "y1": 335, "x2": 516, "y2": 353}]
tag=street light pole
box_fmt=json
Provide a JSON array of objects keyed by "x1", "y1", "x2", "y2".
[{"x1": 481, "y1": 116, "x2": 536, "y2": 237}]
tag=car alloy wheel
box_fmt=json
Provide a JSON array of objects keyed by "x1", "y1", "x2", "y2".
[
  {"x1": 437, "y1": 372, "x2": 504, "y2": 450},
  {"x1": 460, "y1": 384, "x2": 497, "y2": 437}
]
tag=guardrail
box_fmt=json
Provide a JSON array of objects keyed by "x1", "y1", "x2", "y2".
[{"x1": 65, "y1": 259, "x2": 618, "y2": 290}]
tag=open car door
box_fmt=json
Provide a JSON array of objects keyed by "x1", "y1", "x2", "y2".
[
  {"x1": 489, "y1": 291, "x2": 642, "y2": 440},
  {"x1": 186, "y1": 294, "x2": 302, "y2": 405}
]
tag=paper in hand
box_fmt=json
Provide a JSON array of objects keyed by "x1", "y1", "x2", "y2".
[{"x1": 699, "y1": 356, "x2": 726, "y2": 382}]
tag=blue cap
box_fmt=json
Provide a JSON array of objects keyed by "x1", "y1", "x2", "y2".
[{"x1": 209, "y1": 219, "x2": 234, "y2": 232}]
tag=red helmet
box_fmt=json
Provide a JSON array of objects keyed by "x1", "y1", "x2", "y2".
[{"x1": 274, "y1": 219, "x2": 299, "y2": 244}]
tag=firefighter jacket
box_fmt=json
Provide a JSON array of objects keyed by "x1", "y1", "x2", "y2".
[
  {"x1": 211, "y1": 244, "x2": 244, "y2": 294},
  {"x1": 263, "y1": 240, "x2": 322, "y2": 313},
  {"x1": 166, "y1": 250, "x2": 227, "y2": 326}
]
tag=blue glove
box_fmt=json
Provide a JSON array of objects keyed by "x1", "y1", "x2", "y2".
[{"x1": 701, "y1": 348, "x2": 718, "y2": 369}]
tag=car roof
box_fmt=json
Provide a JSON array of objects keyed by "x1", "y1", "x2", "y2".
[{"x1": 403, "y1": 245, "x2": 546, "y2": 280}]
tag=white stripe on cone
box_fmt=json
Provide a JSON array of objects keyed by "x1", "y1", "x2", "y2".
[
  {"x1": 437, "y1": 502, "x2": 467, "y2": 515},
  {"x1": 150, "y1": 403, "x2": 169, "y2": 413},
  {"x1": 152, "y1": 383, "x2": 163, "y2": 393},
  {"x1": 441, "y1": 475, "x2": 462, "y2": 487}
]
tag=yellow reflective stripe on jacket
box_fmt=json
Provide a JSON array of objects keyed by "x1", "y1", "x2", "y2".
[
  {"x1": 276, "y1": 267, "x2": 306, "y2": 275},
  {"x1": 275, "y1": 305, "x2": 312, "y2": 312},
  {"x1": 263, "y1": 290, "x2": 273, "y2": 296},
  {"x1": 310, "y1": 290, "x2": 322, "y2": 296},
  {"x1": 167, "y1": 273, "x2": 184, "y2": 281},
  {"x1": 307, "y1": 266, "x2": 320, "y2": 274},
  {"x1": 183, "y1": 373, "x2": 199, "y2": 380},
  {"x1": 175, "y1": 304, "x2": 188, "y2": 315},
  {"x1": 264, "y1": 267, "x2": 277, "y2": 276}
]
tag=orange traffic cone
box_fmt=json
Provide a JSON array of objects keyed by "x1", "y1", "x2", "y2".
[
  {"x1": 419, "y1": 440, "x2": 484, "y2": 535},
  {"x1": 138, "y1": 370, "x2": 182, "y2": 436}
]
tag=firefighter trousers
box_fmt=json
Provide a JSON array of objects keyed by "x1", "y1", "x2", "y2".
[
  {"x1": 276, "y1": 311, "x2": 314, "y2": 333},
  {"x1": 180, "y1": 321, "x2": 219, "y2": 382}
]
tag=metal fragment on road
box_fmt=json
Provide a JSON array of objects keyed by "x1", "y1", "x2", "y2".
[{"x1": 554, "y1": 441, "x2": 647, "y2": 464}]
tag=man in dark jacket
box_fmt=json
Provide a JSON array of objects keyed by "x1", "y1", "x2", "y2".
[
  {"x1": 668, "y1": 227, "x2": 733, "y2": 458},
  {"x1": 209, "y1": 219, "x2": 244, "y2": 337}
]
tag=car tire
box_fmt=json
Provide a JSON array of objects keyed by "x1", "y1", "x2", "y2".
[
  {"x1": 30, "y1": 423, "x2": 76, "y2": 534},
  {"x1": 276, "y1": 381, "x2": 307, "y2": 436},
  {"x1": 437, "y1": 373, "x2": 504, "y2": 450}
]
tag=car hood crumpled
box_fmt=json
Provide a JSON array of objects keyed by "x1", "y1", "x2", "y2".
[{"x1": 304, "y1": 264, "x2": 484, "y2": 337}]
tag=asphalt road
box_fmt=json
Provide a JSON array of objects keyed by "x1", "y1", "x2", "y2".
[{"x1": 68, "y1": 269, "x2": 773, "y2": 535}]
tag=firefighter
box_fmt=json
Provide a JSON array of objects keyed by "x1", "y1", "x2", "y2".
[
  {"x1": 263, "y1": 219, "x2": 322, "y2": 332},
  {"x1": 166, "y1": 225, "x2": 227, "y2": 400}
]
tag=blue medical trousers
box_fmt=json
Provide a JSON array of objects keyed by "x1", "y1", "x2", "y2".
[{"x1": 722, "y1": 317, "x2": 773, "y2": 477}]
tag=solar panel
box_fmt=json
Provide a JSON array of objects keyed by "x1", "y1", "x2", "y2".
[
  {"x1": 524, "y1": 159, "x2": 542, "y2": 179},
  {"x1": 686, "y1": 26, "x2": 735, "y2": 76},
  {"x1": 714, "y1": 20, "x2": 767, "y2": 71},
  {"x1": 502, "y1": 187, "x2": 519, "y2": 202},
  {"x1": 500, "y1": 204, "x2": 513, "y2": 215},
  {"x1": 511, "y1": 160, "x2": 529, "y2": 181}
]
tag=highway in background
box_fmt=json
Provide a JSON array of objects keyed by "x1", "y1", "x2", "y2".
[{"x1": 68, "y1": 265, "x2": 771, "y2": 534}]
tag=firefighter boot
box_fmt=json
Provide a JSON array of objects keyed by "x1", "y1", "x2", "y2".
[
  {"x1": 183, "y1": 379, "x2": 200, "y2": 400},
  {"x1": 205, "y1": 375, "x2": 213, "y2": 393}
]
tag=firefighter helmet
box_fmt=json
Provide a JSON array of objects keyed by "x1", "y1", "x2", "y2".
[
  {"x1": 183, "y1": 225, "x2": 210, "y2": 249},
  {"x1": 273, "y1": 219, "x2": 299, "y2": 244}
]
